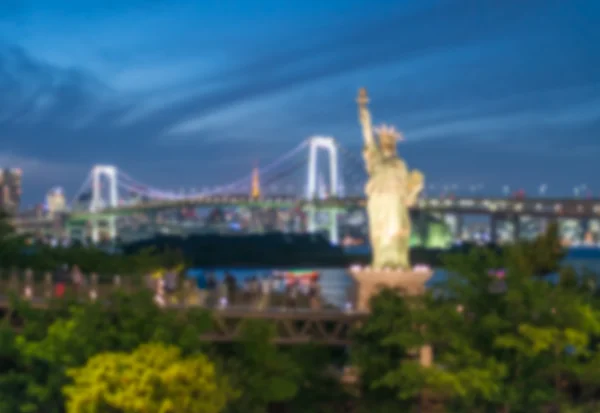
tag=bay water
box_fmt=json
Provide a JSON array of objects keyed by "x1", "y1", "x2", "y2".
[{"x1": 187, "y1": 248, "x2": 600, "y2": 308}]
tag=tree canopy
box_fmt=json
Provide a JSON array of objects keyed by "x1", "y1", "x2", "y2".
[
  {"x1": 1, "y1": 220, "x2": 600, "y2": 412},
  {"x1": 64, "y1": 343, "x2": 236, "y2": 413},
  {"x1": 352, "y1": 224, "x2": 600, "y2": 412}
]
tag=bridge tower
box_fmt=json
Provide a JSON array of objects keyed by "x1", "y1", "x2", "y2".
[
  {"x1": 306, "y1": 136, "x2": 340, "y2": 244},
  {"x1": 89, "y1": 165, "x2": 118, "y2": 243},
  {"x1": 251, "y1": 166, "x2": 261, "y2": 199}
]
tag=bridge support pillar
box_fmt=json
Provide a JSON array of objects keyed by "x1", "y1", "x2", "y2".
[
  {"x1": 550, "y1": 217, "x2": 559, "y2": 230},
  {"x1": 350, "y1": 267, "x2": 433, "y2": 367},
  {"x1": 305, "y1": 206, "x2": 340, "y2": 245},
  {"x1": 328, "y1": 209, "x2": 339, "y2": 245},
  {"x1": 89, "y1": 215, "x2": 118, "y2": 244},
  {"x1": 580, "y1": 218, "x2": 591, "y2": 244},
  {"x1": 490, "y1": 215, "x2": 499, "y2": 244},
  {"x1": 307, "y1": 206, "x2": 317, "y2": 233},
  {"x1": 107, "y1": 215, "x2": 117, "y2": 240},
  {"x1": 249, "y1": 208, "x2": 264, "y2": 233},
  {"x1": 456, "y1": 214, "x2": 464, "y2": 240},
  {"x1": 512, "y1": 215, "x2": 521, "y2": 242},
  {"x1": 589, "y1": 219, "x2": 600, "y2": 244},
  {"x1": 444, "y1": 213, "x2": 464, "y2": 241},
  {"x1": 91, "y1": 220, "x2": 100, "y2": 244}
]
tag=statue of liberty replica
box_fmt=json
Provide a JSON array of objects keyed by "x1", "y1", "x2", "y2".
[
  {"x1": 356, "y1": 88, "x2": 424, "y2": 270},
  {"x1": 349, "y1": 88, "x2": 433, "y2": 366}
]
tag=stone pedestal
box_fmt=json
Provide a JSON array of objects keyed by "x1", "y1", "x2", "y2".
[
  {"x1": 349, "y1": 266, "x2": 434, "y2": 367},
  {"x1": 349, "y1": 266, "x2": 432, "y2": 312}
]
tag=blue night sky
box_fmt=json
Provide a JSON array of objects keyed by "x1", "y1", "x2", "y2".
[{"x1": 0, "y1": 0, "x2": 599, "y2": 204}]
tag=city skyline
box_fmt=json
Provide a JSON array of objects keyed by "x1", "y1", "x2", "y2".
[{"x1": 0, "y1": 0, "x2": 599, "y2": 204}]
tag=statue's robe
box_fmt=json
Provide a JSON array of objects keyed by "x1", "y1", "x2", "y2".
[{"x1": 363, "y1": 144, "x2": 413, "y2": 270}]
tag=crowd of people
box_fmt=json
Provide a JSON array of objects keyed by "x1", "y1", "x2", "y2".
[
  {"x1": 189, "y1": 271, "x2": 322, "y2": 309},
  {"x1": 6, "y1": 262, "x2": 326, "y2": 311}
]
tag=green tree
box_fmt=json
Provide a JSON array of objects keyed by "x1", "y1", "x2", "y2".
[
  {"x1": 352, "y1": 226, "x2": 600, "y2": 412},
  {"x1": 63, "y1": 343, "x2": 236, "y2": 413},
  {"x1": 15, "y1": 292, "x2": 213, "y2": 412},
  {"x1": 427, "y1": 229, "x2": 600, "y2": 411},
  {"x1": 0, "y1": 323, "x2": 32, "y2": 413},
  {"x1": 216, "y1": 320, "x2": 302, "y2": 413},
  {"x1": 285, "y1": 345, "x2": 353, "y2": 413},
  {"x1": 351, "y1": 288, "x2": 423, "y2": 412}
]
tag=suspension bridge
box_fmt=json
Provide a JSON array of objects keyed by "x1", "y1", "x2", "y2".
[
  {"x1": 76, "y1": 137, "x2": 350, "y2": 205},
  {"x1": 65, "y1": 137, "x2": 352, "y2": 242}
]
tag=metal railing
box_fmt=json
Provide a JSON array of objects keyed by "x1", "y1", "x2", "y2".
[{"x1": 0, "y1": 270, "x2": 349, "y2": 313}]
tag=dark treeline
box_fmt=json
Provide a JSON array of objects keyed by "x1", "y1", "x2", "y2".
[
  {"x1": 122, "y1": 233, "x2": 451, "y2": 268},
  {"x1": 0, "y1": 211, "x2": 182, "y2": 275}
]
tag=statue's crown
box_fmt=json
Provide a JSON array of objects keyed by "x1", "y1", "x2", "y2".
[{"x1": 374, "y1": 124, "x2": 402, "y2": 146}]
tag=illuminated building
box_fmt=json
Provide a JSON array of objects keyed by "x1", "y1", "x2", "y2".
[
  {"x1": 46, "y1": 187, "x2": 67, "y2": 216},
  {"x1": 0, "y1": 168, "x2": 22, "y2": 213}
]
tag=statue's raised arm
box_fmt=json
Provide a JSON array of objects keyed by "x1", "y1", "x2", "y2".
[{"x1": 357, "y1": 88, "x2": 376, "y2": 148}]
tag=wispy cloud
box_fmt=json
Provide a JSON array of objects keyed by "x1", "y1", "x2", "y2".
[{"x1": 0, "y1": 152, "x2": 82, "y2": 183}]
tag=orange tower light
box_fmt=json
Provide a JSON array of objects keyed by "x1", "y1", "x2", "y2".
[{"x1": 251, "y1": 165, "x2": 261, "y2": 199}]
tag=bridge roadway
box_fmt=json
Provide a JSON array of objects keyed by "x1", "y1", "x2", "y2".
[
  {"x1": 12, "y1": 195, "x2": 600, "y2": 228},
  {"x1": 0, "y1": 293, "x2": 365, "y2": 346},
  {"x1": 74, "y1": 195, "x2": 600, "y2": 218}
]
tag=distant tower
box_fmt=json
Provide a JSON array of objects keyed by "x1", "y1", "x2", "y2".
[
  {"x1": 251, "y1": 166, "x2": 261, "y2": 199},
  {"x1": 0, "y1": 168, "x2": 22, "y2": 214}
]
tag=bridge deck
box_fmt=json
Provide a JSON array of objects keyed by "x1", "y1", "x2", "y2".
[{"x1": 12, "y1": 196, "x2": 600, "y2": 227}]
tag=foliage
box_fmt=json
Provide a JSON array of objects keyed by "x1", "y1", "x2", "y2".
[
  {"x1": 284, "y1": 345, "x2": 353, "y2": 413},
  {"x1": 352, "y1": 226, "x2": 600, "y2": 412},
  {"x1": 63, "y1": 343, "x2": 236, "y2": 413},
  {"x1": 351, "y1": 288, "x2": 420, "y2": 412},
  {"x1": 0, "y1": 324, "x2": 32, "y2": 413},
  {"x1": 2, "y1": 216, "x2": 600, "y2": 412},
  {"x1": 214, "y1": 320, "x2": 303, "y2": 413},
  {"x1": 11, "y1": 293, "x2": 212, "y2": 413}
]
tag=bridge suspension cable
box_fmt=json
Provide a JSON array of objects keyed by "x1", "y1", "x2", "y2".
[
  {"x1": 335, "y1": 144, "x2": 367, "y2": 195},
  {"x1": 109, "y1": 140, "x2": 312, "y2": 202},
  {"x1": 117, "y1": 170, "x2": 187, "y2": 199},
  {"x1": 211, "y1": 140, "x2": 310, "y2": 195},
  {"x1": 261, "y1": 158, "x2": 307, "y2": 192},
  {"x1": 69, "y1": 172, "x2": 92, "y2": 206}
]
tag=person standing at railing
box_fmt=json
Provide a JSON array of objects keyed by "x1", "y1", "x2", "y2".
[
  {"x1": 54, "y1": 264, "x2": 68, "y2": 298},
  {"x1": 154, "y1": 278, "x2": 166, "y2": 307},
  {"x1": 206, "y1": 273, "x2": 216, "y2": 307},
  {"x1": 286, "y1": 280, "x2": 298, "y2": 309},
  {"x1": 165, "y1": 271, "x2": 177, "y2": 293},
  {"x1": 218, "y1": 278, "x2": 229, "y2": 308},
  {"x1": 345, "y1": 282, "x2": 357, "y2": 312},
  {"x1": 55, "y1": 282, "x2": 65, "y2": 298},
  {"x1": 309, "y1": 276, "x2": 321, "y2": 310},
  {"x1": 249, "y1": 276, "x2": 259, "y2": 306},
  {"x1": 195, "y1": 272, "x2": 208, "y2": 307},
  {"x1": 258, "y1": 275, "x2": 271, "y2": 310},
  {"x1": 224, "y1": 273, "x2": 236, "y2": 305},
  {"x1": 144, "y1": 273, "x2": 154, "y2": 290},
  {"x1": 71, "y1": 265, "x2": 83, "y2": 296},
  {"x1": 241, "y1": 276, "x2": 250, "y2": 305}
]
